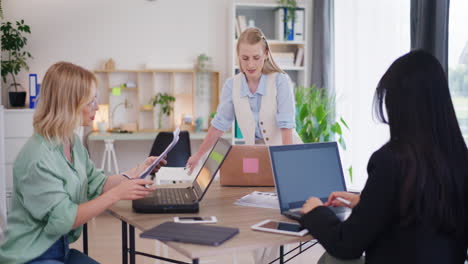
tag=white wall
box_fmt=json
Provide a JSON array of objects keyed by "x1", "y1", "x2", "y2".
[
  {"x1": 1, "y1": 0, "x2": 233, "y2": 105},
  {"x1": 0, "y1": 106, "x2": 6, "y2": 218}
]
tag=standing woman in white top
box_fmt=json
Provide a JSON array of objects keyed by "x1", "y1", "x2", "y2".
[{"x1": 186, "y1": 27, "x2": 301, "y2": 172}]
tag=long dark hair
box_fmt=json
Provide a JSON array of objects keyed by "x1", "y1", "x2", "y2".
[{"x1": 373, "y1": 50, "x2": 467, "y2": 235}]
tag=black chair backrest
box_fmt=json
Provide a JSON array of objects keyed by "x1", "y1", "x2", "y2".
[{"x1": 149, "y1": 131, "x2": 191, "y2": 167}]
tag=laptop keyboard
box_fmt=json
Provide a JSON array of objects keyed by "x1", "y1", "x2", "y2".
[{"x1": 153, "y1": 188, "x2": 193, "y2": 205}]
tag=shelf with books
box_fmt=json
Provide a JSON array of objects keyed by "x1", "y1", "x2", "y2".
[
  {"x1": 268, "y1": 40, "x2": 305, "y2": 45},
  {"x1": 230, "y1": 1, "x2": 309, "y2": 87}
]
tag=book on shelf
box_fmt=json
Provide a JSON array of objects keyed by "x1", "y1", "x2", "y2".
[
  {"x1": 275, "y1": 8, "x2": 285, "y2": 40},
  {"x1": 275, "y1": 8, "x2": 304, "y2": 41},
  {"x1": 272, "y1": 52, "x2": 295, "y2": 67},
  {"x1": 294, "y1": 9, "x2": 305, "y2": 41},
  {"x1": 294, "y1": 47, "x2": 304, "y2": 67},
  {"x1": 235, "y1": 16, "x2": 241, "y2": 38},
  {"x1": 275, "y1": 8, "x2": 295, "y2": 41}
]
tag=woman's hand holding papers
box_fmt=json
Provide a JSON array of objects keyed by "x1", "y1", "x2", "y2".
[
  {"x1": 123, "y1": 156, "x2": 167, "y2": 178},
  {"x1": 103, "y1": 156, "x2": 166, "y2": 196},
  {"x1": 111, "y1": 156, "x2": 167, "y2": 200},
  {"x1": 109, "y1": 179, "x2": 156, "y2": 201}
]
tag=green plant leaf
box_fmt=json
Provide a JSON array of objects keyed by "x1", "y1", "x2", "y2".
[
  {"x1": 315, "y1": 105, "x2": 326, "y2": 123},
  {"x1": 340, "y1": 117, "x2": 350, "y2": 130},
  {"x1": 348, "y1": 166, "x2": 353, "y2": 183},
  {"x1": 338, "y1": 137, "x2": 346, "y2": 150},
  {"x1": 331, "y1": 122, "x2": 342, "y2": 135}
]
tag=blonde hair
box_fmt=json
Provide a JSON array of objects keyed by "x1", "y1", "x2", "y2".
[
  {"x1": 33, "y1": 62, "x2": 96, "y2": 144},
  {"x1": 236, "y1": 27, "x2": 285, "y2": 74}
]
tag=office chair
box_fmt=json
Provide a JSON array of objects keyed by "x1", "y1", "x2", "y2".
[{"x1": 149, "y1": 130, "x2": 191, "y2": 167}]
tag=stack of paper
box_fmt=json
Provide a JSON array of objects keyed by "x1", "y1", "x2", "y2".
[{"x1": 234, "y1": 191, "x2": 280, "y2": 209}]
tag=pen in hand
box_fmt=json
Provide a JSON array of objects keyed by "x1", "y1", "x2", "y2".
[{"x1": 335, "y1": 197, "x2": 351, "y2": 206}]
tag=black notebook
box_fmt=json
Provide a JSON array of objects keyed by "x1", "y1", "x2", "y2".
[{"x1": 140, "y1": 222, "x2": 239, "y2": 246}]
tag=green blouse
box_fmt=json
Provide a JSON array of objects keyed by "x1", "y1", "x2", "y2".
[{"x1": 0, "y1": 133, "x2": 108, "y2": 264}]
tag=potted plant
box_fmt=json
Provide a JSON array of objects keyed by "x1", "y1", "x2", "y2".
[
  {"x1": 196, "y1": 53, "x2": 212, "y2": 72},
  {"x1": 1, "y1": 20, "x2": 33, "y2": 107},
  {"x1": 295, "y1": 85, "x2": 353, "y2": 181},
  {"x1": 150, "y1": 92, "x2": 176, "y2": 129}
]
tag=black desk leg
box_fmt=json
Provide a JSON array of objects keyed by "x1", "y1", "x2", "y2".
[
  {"x1": 129, "y1": 225, "x2": 136, "y2": 264},
  {"x1": 122, "y1": 221, "x2": 128, "y2": 264},
  {"x1": 83, "y1": 223, "x2": 88, "y2": 255},
  {"x1": 279, "y1": 245, "x2": 284, "y2": 264},
  {"x1": 192, "y1": 259, "x2": 199, "y2": 264}
]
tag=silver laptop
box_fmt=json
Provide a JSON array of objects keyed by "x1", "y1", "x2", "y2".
[{"x1": 269, "y1": 142, "x2": 351, "y2": 221}]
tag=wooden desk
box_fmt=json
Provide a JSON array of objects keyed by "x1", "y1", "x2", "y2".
[{"x1": 108, "y1": 182, "x2": 316, "y2": 264}]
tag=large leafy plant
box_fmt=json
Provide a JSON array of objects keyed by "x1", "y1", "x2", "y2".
[
  {"x1": 295, "y1": 85, "x2": 352, "y2": 180},
  {"x1": 295, "y1": 85, "x2": 349, "y2": 147},
  {"x1": 1, "y1": 20, "x2": 32, "y2": 91}
]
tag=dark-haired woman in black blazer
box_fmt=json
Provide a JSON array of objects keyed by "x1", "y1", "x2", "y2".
[{"x1": 300, "y1": 50, "x2": 468, "y2": 264}]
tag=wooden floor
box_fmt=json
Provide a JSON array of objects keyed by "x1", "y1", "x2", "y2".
[{"x1": 70, "y1": 212, "x2": 325, "y2": 264}]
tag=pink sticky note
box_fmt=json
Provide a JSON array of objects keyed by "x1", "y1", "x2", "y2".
[{"x1": 243, "y1": 158, "x2": 259, "y2": 173}]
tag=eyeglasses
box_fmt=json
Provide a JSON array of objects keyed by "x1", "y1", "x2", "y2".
[{"x1": 87, "y1": 96, "x2": 99, "y2": 108}]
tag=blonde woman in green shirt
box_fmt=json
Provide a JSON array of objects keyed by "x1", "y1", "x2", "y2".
[{"x1": 0, "y1": 62, "x2": 166, "y2": 264}]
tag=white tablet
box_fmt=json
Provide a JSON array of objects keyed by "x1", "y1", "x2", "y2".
[{"x1": 251, "y1": 220, "x2": 308, "y2": 237}]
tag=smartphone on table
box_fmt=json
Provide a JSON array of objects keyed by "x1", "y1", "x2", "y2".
[
  {"x1": 251, "y1": 219, "x2": 308, "y2": 237},
  {"x1": 173, "y1": 216, "x2": 217, "y2": 224}
]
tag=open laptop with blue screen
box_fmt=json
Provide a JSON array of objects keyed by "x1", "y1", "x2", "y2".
[{"x1": 269, "y1": 142, "x2": 351, "y2": 221}]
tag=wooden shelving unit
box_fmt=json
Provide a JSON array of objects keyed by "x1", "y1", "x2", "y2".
[
  {"x1": 230, "y1": 1, "x2": 309, "y2": 87},
  {"x1": 94, "y1": 69, "x2": 219, "y2": 132}
]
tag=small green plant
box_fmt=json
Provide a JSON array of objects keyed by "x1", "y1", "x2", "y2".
[
  {"x1": 1, "y1": 20, "x2": 33, "y2": 91},
  {"x1": 295, "y1": 85, "x2": 352, "y2": 181},
  {"x1": 277, "y1": 0, "x2": 297, "y2": 40},
  {"x1": 150, "y1": 93, "x2": 176, "y2": 129}
]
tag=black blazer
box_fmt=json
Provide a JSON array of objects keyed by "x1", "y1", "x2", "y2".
[{"x1": 300, "y1": 144, "x2": 467, "y2": 264}]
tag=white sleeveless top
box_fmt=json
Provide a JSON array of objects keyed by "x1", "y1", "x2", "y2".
[{"x1": 232, "y1": 73, "x2": 302, "y2": 145}]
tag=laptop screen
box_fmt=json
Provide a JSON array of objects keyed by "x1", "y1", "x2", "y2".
[
  {"x1": 193, "y1": 138, "x2": 231, "y2": 199},
  {"x1": 269, "y1": 142, "x2": 347, "y2": 212}
]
